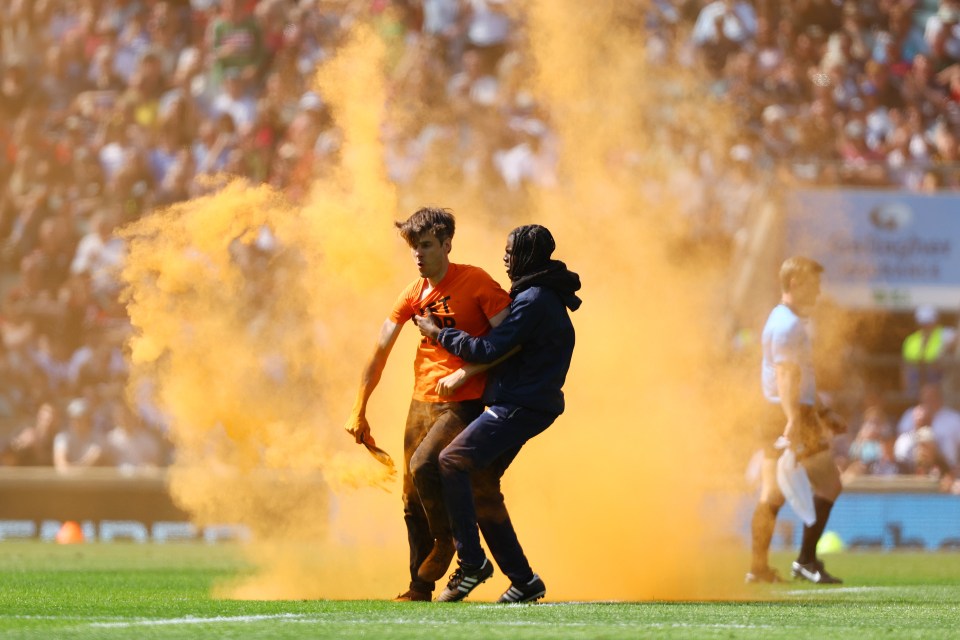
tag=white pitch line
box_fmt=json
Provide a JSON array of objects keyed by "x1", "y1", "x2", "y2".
[
  {"x1": 475, "y1": 601, "x2": 623, "y2": 608},
  {"x1": 287, "y1": 619, "x2": 779, "y2": 630},
  {"x1": 91, "y1": 613, "x2": 307, "y2": 628},
  {"x1": 3, "y1": 615, "x2": 128, "y2": 622},
  {"x1": 654, "y1": 623, "x2": 778, "y2": 630},
  {"x1": 88, "y1": 614, "x2": 776, "y2": 631},
  {"x1": 784, "y1": 586, "x2": 898, "y2": 595}
]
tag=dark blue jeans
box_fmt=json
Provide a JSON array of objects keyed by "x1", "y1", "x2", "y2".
[{"x1": 438, "y1": 403, "x2": 557, "y2": 578}]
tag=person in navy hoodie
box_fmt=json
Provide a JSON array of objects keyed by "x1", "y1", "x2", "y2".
[{"x1": 413, "y1": 224, "x2": 581, "y2": 603}]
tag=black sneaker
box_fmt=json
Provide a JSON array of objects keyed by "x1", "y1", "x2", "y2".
[
  {"x1": 393, "y1": 588, "x2": 432, "y2": 602},
  {"x1": 436, "y1": 558, "x2": 494, "y2": 602},
  {"x1": 417, "y1": 536, "x2": 456, "y2": 582},
  {"x1": 745, "y1": 566, "x2": 784, "y2": 584},
  {"x1": 791, "y1": 559, "x2": 842, "y2": 584},
  {"x1": 497, "y1": 574, "x2": 546, "y2": 603}
]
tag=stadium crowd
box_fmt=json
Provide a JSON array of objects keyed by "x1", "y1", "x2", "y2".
[{"x1": 1, "y1": 0, "x2": 959, "y2": 486}]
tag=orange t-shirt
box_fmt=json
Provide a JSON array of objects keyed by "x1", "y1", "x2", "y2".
[{"x1": 390, "y1": 263, "x2": 511, "y2": 403}]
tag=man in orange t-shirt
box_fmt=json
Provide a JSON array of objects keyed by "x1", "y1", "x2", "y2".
[{"x1": 345, "y1": 207, "x2": 512, "y2": 602}]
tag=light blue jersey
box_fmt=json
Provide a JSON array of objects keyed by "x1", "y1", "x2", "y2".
[{"x1": 761, "y1": 303, "x2": 816, "y2": 406}]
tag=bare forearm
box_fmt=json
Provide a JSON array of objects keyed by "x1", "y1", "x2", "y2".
[
  {"x1": 349, "y1": 319, "x2": 401, "y2": 420},
  {"x1": 776, "y1": 364, "x2": 801, "y2": 434},
  {"x1": 356, "y1": 320, "x2": 398, "y2": 406},
  {"x1": 353, "y1": 355, "x2": 387, "y2": 414}
]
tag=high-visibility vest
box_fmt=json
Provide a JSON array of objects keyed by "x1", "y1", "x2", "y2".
[{"x1": 902, "y1": 326, "x2": 947, "y2": 363}]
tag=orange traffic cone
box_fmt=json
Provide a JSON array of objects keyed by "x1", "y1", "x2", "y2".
[{"x1": 56, "y1": 520, "x2": 85, "y2": 544}]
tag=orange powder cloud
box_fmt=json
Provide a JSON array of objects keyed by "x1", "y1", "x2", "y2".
[{"x1": 121, "y1": 7, "x2": 772, "y2": 601}]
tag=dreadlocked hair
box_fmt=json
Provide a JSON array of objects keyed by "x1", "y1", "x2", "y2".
[
  {"x1": 508, "y1": 224, "x2": 556, "y2": 281},
  {"x1": 395, "y1": 207, "x2": 456, "y2": 246}
]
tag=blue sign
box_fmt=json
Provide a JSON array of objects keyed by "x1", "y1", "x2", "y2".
[
  {"x1": 732, "y1": 492, "x2": 960, "y2": 551},
  {"x1": 787, "y1": 190, "x2": 960, "y2": 309}
]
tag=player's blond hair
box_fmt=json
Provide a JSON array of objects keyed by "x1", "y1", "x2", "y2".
[{"x1": 779, "y1": 256, "x2": 824, "y2": 292}]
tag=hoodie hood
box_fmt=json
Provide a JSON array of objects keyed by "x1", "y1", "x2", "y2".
[{"x1": 510, "y1": 260, "x2": 582, "y2": 311}]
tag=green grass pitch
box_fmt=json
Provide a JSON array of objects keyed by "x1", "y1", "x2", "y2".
[{"x1": 1, "y1": 542, "x2": 959, "y2": 639}]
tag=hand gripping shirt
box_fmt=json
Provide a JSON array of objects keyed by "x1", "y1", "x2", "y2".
[
  {"x1": 390, "y1": 263, "x2": 511, "y2": 403},
  {"x1": 761, "y1": 303, "x2": 816, "y2": 406}
]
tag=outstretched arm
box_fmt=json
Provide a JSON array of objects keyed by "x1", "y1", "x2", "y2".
[
  {"x1": 413, "y1": 305, "x2": 517, "y2": 396},
  {"x1": 413, "y1": 294, "x2": 542, "y2": 364},
  {"x1": 344, "y1": 319, "x2": 403, "y2": 445},
  {"x1": 434, "y1": 345, "x2": 521, "y2": 396}
]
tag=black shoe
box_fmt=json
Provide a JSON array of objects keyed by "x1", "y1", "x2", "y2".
[
  {"x1": 436, "y1": 558, "x2": 494, "y2": 602},
  {"x1": 417, "y1": 536, "x2": 456, "y2": 582},
  {"x1": 791, "y1": 559, "x2": 842, "y2": 584},
  {"x1": 393, "y1": 588, "x2": 432, "y2": 602},
  {"x1": 745, "y1": 566, "x2": 784, "y2": 584},
  {"x1": 497, "y1": 574, "x2": 546, "y2": 603}
]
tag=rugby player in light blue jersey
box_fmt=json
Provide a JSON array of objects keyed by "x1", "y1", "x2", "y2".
[{"x1": 747, "y1": 256, "x2": 843, "y2": 585}]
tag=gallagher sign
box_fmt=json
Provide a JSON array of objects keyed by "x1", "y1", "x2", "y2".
[{"x1": 786, "y1": 189, "x2": 960, "y2": 309}]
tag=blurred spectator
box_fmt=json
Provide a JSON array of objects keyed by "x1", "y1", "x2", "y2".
[
  {"x1": 104, "y1": 402, "x2": 165, "y2": 470},
  {"x1": 1, "y1": 297, "x2": 35, "y2": 368},
  {"x1": 895, "y1": 404, "x2": 933, "y2": 467},
  {"x1": 897, "y1": 422, "x2": 960, "y2": 493},
  {"x1": 210, "y1": 68, "x2": 258, "y2": 133},
  {"x1": 464, "y1": 0, "x2": 514, "y2": 75},
  {"x1": 792, "y1": 0, "x2": 843, "y2": 35},
  {"x1": 421, "y1": 0, "x2": 465, "y2": 69},
  {"x1": 1, "y1": 187, "x2": 48, "y2": 269},
  {"x1": 0, "y1": 59, "x2": 33, "y2": 121},
  {"x1": 901, "y1": 304, "x2": 956, "y2": 398},
  {"x1": 843, "y1": 405, "x2": 899, "y2": 479},
  {"x1": 924, "y1": 0, "x2": 960, "y2": 70},
  {"x1": 52, "y1": 397, "x2": 104, "y2": 472},
  {"x1": 880, "y1": 6, "x2": 926, "y2": 68},
  {"x1": 70, "y1": 209, "x2": 127, "y2": 304},
  {"x1": 691, "y1": 0, "x2": 758, "y2": 75},
  {"x1": 863, "y1": 60, "x2": 905, "y2": 111},
  {"x1": 32, "y1": 333, "x2": 74, "y2": 396},
  {"x1": 758, "y1": 104, "x2": 796, "y2": 164},
  {"x1": 493, "y1": 116, "x2": 555, "y2": 192},
  {"x1": 446, "y1": 48, "x2": 500, "y2": 124},
  {"x1": 67, "y1": 328, "x2": 127, "y2": 397},
  {"x1": 753, "y1": 16, "x2": 784, "y2": 75},
  {"x1": 911, "y1": 426, "x2": 956, "y2": 490},
  {"x1": 206, "y1": 0, "x2": 265, "y2": 89},
  {"x1": 193, "y1": 114, "x2": 237, "y2": 177},
  {"x1": 896, "y1": 382, "x2": 960, "y2": 468},
  {"x1": 0, "y1": 402, "x2": 58, "y2": 466},
  {"x1": 837, "y1": 117, "x2": 889, "y2": 185}
]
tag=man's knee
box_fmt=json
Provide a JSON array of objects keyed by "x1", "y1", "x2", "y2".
[
  {"x1": 804, "y1": 450, "x2": 843, "y2": 501},
  {"x1": 759, "y1": 478, "x2": 785, "y2": 506},
  {"x1": 408, "y1": 447, "x2": 435, "y2": 483},
  {"x1": 439, "y1": 446, "x2": 471, "y2": 476},
  {"x1": 759, "y1": 491, "x2": 785, "y2": 508},
  {"x1": 813, "y1": 474, "x2": 842, "y2": 502},
  {"x1": 409, "y1": 425, "x2": 454, "y2": 482},
  {"x1": 758, "y1": 459, "x2": 785, "y2": 506}
]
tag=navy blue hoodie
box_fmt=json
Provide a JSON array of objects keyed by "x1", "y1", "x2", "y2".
[{"x1": 437, "y1": 261, "x2": 579, "y2": 415}]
